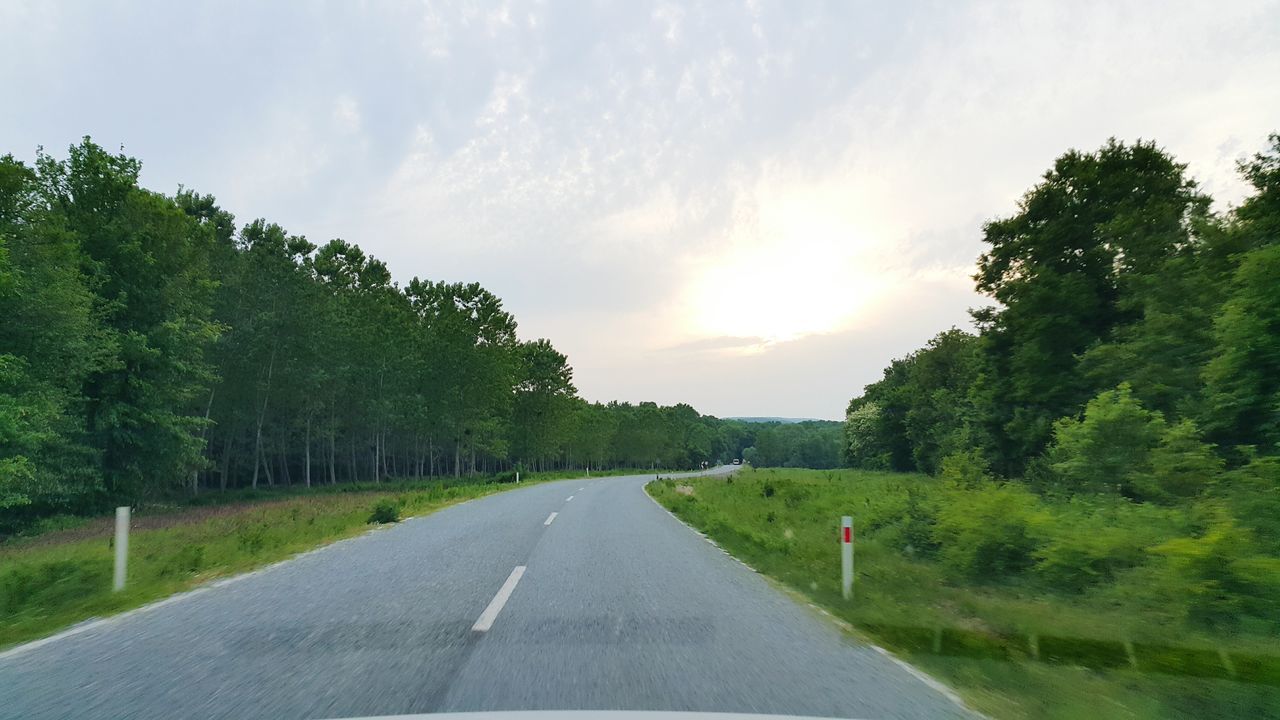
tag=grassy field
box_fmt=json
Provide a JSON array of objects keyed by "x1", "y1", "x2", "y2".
[
  {"x1": 648, "y1": 468, "x2": 1280, "y2": 720},
  {"x1": 0, "y1": 467, "x2": 650, "y2": 650}
]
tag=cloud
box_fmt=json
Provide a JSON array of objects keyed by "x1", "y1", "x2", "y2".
[{"x1": 661, "y1": 336, "x2": 770, "y2": 354}]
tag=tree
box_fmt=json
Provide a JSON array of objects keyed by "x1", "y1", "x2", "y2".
[
  {"x1": 36, "y1": 139, "x2": 220, "y2": 501},
  {"x1": 511, "y1": 339, "x2": 577, "y2": 469},
  {"x1": 972, "y1": 140, "x2": 1209, "y2": 474},
  {"x1": 0, "y1": 154, "x2": 106, "y2": 519},
  {"x1": 1202, "y1": 241, "x2": 1280, "y2": 455}
]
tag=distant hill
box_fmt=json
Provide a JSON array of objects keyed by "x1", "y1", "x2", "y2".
[{"x1": 725, "y1": 416, "x2": 838, "y2": 424}]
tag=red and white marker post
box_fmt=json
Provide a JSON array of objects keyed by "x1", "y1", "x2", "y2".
[{"x1": 840, "y1": 515, "x2": 854, "y2": 600}]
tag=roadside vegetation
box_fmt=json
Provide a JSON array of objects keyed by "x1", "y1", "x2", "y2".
[{"x1": 651, "y1": 468, "x2": 1279, "y2": 719}]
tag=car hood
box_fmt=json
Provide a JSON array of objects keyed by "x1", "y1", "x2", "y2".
[{"x1": 330, "y1": 707, "x2": 855, "y2": 712}]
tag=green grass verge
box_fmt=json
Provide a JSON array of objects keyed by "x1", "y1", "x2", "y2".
[{"x1": 648, "y1": 468, "x2": 1280, "y2": 720}]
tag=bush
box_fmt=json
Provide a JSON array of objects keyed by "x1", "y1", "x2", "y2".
[
  {"x1": 899, "y1": 485, "x2": 939, "y2": 556},
  {"x1": 939, "y1": 449, "x2": 992, "y2": 489},
  {"x1": 1217, "y1": 454, "x2": 1280, "y2": 555},
  {"x1": 367, "y1": 499, "x2": 400, "y2": 524},
  {"x1": 1032, "y1": 502, "x2": 1174, "y2": 592},
  {"x1": 781, "y1": 485, "x2": 809, "y2": 509},
  {"x1": 1047, "y1": 383, "x2": 1164, "y2": 496},
  {"x1": 1139, "y1": 420, "x2": 1222, "y2": 502},
  {"x1": 933, "y1": 481, "x2": 1045, "y2": 580},
  {"x1": 1150, "y1": 512, "x2": 1280, "y2": 629}
]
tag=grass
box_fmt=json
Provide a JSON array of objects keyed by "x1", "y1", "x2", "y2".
[
  {"x1": 0, "y1": 466, "x2": 656, "y2": 650},
  {"x1": 647, "y1": 467, "x2": 1280, "y2": 720}
]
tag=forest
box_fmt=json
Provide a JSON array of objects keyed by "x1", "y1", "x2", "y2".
[
  {"x1": 843, "y1": 135, "x2": 1280, "y2": 629},
  {"x1": 0, "y1": 139, "x2": 835, "y2": 533}
]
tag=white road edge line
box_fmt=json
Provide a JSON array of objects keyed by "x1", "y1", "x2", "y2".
[
  {"x1": 544, "y1": 511, "x2": 558, "y2": 526},
  {"x1": 472, "y1": 566, "x2": 526, "y2": 633}
]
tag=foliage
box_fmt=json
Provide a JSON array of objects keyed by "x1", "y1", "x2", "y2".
[
  {"x1": 740, "y1": 420, "x2": 842, "y2": 469},
  {"x1": 1046, "y1": 384, "x2": 1165, "y2": 496},
  {"x1": 367, "y1": 498, "x2": 400, "y2": 524},
  {"x1": 1150, "y1": 512, "x2": 1280, "y2": 629},
  {"x1": 933, "y1": 481, "x2": 1046, "y2": 580}
]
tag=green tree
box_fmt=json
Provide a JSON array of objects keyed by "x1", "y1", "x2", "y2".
[
  {"x1": 36, "y1": 139, "x2": 219, "y2": 501},
  {"x1": 1047, "y1": 384, "x2": 1165, "y2": 497},
  {"x1": 511, "y1": 339, "x2": 577, "y2": 470},
  {"x1": 973, "y1": 140, "x2": 1209, "y2": 474},
  {"x1": 1202, "y1": 244, "x2": 1280, "y2": 454},
  {"x1": 0, "y1": 155, "x2": 106, "y2": 518}
]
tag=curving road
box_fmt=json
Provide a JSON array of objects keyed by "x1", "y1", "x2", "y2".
[{"x1": 1, "y1": 468, "x2": 971, "y2": 720}]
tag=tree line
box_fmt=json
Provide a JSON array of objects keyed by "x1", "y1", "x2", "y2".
[
  {"x1": 0, "y1": 139, "x2": 809, "y2": 531},
  {"x1": 842, "y1": 135, "x2": 1280, "y2": 625},
  {"x1": 845, "y1": 135, "x2": 1279, "y2": 484}
]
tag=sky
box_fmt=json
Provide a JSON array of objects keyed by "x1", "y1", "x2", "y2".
[{"x1": 4, "y1": 1, "x2": 1279, "y2": 420}]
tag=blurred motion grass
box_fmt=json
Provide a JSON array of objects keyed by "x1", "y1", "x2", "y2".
[
  {"x1": 649, "y1": 467, "x2": 1280, "y2": 720},
  {"x1": 0, "y1": 467, "x2": 644, "y2": 650}
]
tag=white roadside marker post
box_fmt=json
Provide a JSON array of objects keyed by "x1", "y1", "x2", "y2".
[
  {"x1": 516, "y1": 470, "x2": 520, "y2": 483},
  {"x1": 841, "y1": 515, "x2": 854, "y2": 600},
  {"x1": 113, "y1": 506, "x2": 130, "y2": 592}
]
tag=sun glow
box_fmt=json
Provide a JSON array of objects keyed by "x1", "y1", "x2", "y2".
[{"x1": 683, "y1": 181, "x2": 893, "y2": 348}]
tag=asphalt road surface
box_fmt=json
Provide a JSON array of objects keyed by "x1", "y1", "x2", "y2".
[{"x1": 1, "y1": 468, "x2": 972, "y2": 720}]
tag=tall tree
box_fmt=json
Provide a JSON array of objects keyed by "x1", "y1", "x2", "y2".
[
  {"x1": 972, "y1": 139, "x2": 1209, "y2": 474},
  {"x1": 36, "y1": 139, "x2": 220, "y2": 500}
]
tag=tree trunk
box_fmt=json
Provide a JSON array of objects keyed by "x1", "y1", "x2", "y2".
[
  {"x1": 261, "y1": 440, "x2": 274, "y2": 486},
  {"x1": 219, "y1": 432, "x2": 232, "y2": 491},
  {"x1": 250, "y1": 347, "x2": 276, "y2": 490},
  {"x1": 279, "y1": 442, "x2": 291, "y2": 486},
  {"x1": 305, "y1": 414, "x2": 312, "y2": 488},
  {"x1": 349, "y1": 436, "x2": 358, "y2": 483},
  {"x1": 193, "y1": 387, "x2": 215, "y2": 495},
  {"x1": 328, "y1": 408, "x2": 337, "y2": 484}
]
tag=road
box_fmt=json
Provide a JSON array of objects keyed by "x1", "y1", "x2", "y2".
[{"x1": 1, "y1": 468, "x2": 971, "y2": 720}]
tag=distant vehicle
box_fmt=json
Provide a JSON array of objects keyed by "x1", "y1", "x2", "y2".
[{"x1": 732, "y1": 459, "x2": 742, "y2": 465}]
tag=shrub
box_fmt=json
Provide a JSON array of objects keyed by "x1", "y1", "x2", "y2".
[
  {"x1": 1139, "y1": 420, "x2": 1222, "y2": 502},
  {"x1": 1150, "y1": 512, "x2": 1280, "y2": 629},
  {"x1": 939, "y1": 449, "x2": 992, "y2": 489},
  {"x1": 899, "y1": 485, "x2": 940, "y2": 556},
  {"x1": 782, "y1": 485, "x2": 809, "y2": 509},
  {"x1": 1047, "y1": 383, "x2": 1164, "y2": 496},
  {"x1": 933, "y1": 481, "x2": 1045, "y2": 580},
  {"x1": 367, "y1": 499, "x2": 400, "y2": 524},
  {"x1": 234, "y1": 521, "x2": 267, "y2": 554},
  {"x1": 1217, "y1": 454, "x2": 1280, "y2": 555},
  {"x1": 761, "y1": 482, "x2": 776, "y2": 498},
  {"x1": 1032, "y1": 502, "x2": 1173, "y2": 592}
]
